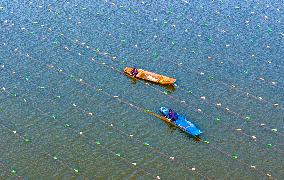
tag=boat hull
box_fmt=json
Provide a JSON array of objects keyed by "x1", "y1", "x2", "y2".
[
  {"x1": 124, "y1": 67, "x2": 176, "y2": 85},
  {"x1": 160, "y1": 107, "x2": 202, "y2": 136}
]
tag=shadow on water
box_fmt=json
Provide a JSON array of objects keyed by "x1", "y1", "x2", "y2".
[{"x1": 127, "y1": 74, "x2": 176, "y2": 92}]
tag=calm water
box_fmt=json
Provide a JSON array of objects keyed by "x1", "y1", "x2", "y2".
[{"x1": 0, "y1": 0, "x2": 283, "y2": 179}]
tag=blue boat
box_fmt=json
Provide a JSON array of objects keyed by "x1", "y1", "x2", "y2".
[{"x1": 160, "y1": 107, "x2": 203, "y2": 136}]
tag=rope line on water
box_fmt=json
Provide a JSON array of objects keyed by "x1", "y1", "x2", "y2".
[
  {"x1": 0, "y1": 2, "x2": 280, "y2": 177},
  {"x1": 104, "y1": 0, "x2": 284, "y2": 84},
  {"x1": 0, "y1": 85, "x2": 160, "y2": 179},
  {"x1": 14, "y1": 21, "x2": 283, "y2": 138},
  {"x1": 0, "y1": 122, "x2": 91, "y2": 179},
  {"x1": 7, "y1": 1, "x2": 282, "y2": 138},
  {"x1": 50, "y1": 0, "x2": 284, "y2": 92},
  {"x1": 4, "y1": 39, "x2": 283, "y2": 156},
  {"x1": 5, "y1": 21, "x2": 283, "y2": 156},
  {"x1": 6, "y1": 17, "x2": 281, "y2": 163},
  {"x1": 22, "y1": 1, "x2": 284, "y2": 95},
  {"x1": 21, "y1": 7, "x2": 284, "y2": 126},
  {"x1": 3, "y1": 46, "x2": 275, "y2": 179},
  {"x1": 0, "y1": 161, "x2": 22, "y2": 179},
  {"x1": 0, "y1": 63, "x2": 209, "y2": 179}
]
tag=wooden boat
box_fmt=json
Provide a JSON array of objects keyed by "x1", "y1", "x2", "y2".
[{"x1": 124, "y1": 67, "x2": 176, "y2": 85}]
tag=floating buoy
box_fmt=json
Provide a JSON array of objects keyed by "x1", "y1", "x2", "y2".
[
  {"x1": 271, "y1": 129, "x2": 277, "y2": 132},
  {"x1": 208, "y1": 75, "x2": 214, "y2": 81},
  {"x1": 267, "y1": 144, "x2": 272, "y2": 148},
  {"x1": 215, "y1": 117, "x2": 221, "y2": 121},
  {"x1": 144, "y1": 142, "x2": 150, "y2": 146},
  {"x1": 232, "y1": 154, "x2": 238, "y2": 159},
  {"x1": 245, "y1": 116, "x2": 251, "y2": 121}
]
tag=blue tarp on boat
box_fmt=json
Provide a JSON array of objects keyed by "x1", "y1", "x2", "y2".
[{"x1": 160, "y1": 107, "x2": 202, "y2": 136}]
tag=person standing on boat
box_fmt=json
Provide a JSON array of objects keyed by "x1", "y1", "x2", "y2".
[
  {"x1": 130, "y1": 68, "x2": 139, "y2": 77},
  {"x1": 167, "y1": 109, "x2": 178, "y2": 122}
]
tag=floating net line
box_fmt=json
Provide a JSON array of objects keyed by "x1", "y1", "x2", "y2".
[
  {"x1": 8, "y1": 23, "x2": 282, "y2": 156},
  {"x1": 0, "y1": 115, "x2": 96, "y2": 177},
  {"x1": 9, "y1": 0, "x2": 283, "y2": 114},
  {"x1": 28, "y1": 1, "x2": 284, "y2": 112},
  {"x1": 5, "y1": 16, "x2": 283, "y2": 154},
  {"x1": 1, "y1": 0, "x2": 282, "y2": 179},
  {"x1": 0, "y1": 49, "x2": 210, "y2": 179},
  {"x1": 77, "y1": 0, "x2": 284, "y2": 89},
  {"x1": 0, "y1": 82, "x2": 163, "y2": 179},
  {"x1": 0, "y1": 59, "x2": 209, "y2": 179},
  {"x1": 105, "y1": 0, "x2": 284, "y2": 77},
  {"x1": 0, "y1": 122, "x2": 94, "y2": 179},
  {"x1": 13, "y1": 20, "x2": 283, "y2": 138},
  {"x1": 5, "y1": 5, "x2": 284, "y2": 153},
  {"x1": 99, "y1": 0, "x2": 284, "y2": 101},
  {"x1": 0, "y1": 161, "x2": 22, "y2": 179},
  {"x1": 15, "y1": 0, "x2": 284, "y2": 82},
  {"x1": 1, "y1": 43, "x2": 277, "y2": 178}
]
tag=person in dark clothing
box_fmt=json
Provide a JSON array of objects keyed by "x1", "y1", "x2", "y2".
[
  {"x1": 166, "y1": 109, "x2": 178, "y2": 122},
  {"x1": 130, "y1": 68, "x2": 139, "y2": 77}
]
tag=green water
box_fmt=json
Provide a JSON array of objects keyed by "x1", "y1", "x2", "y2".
[{"x1": 0, "y1": 0, "x2": 283, "y2": 179}]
